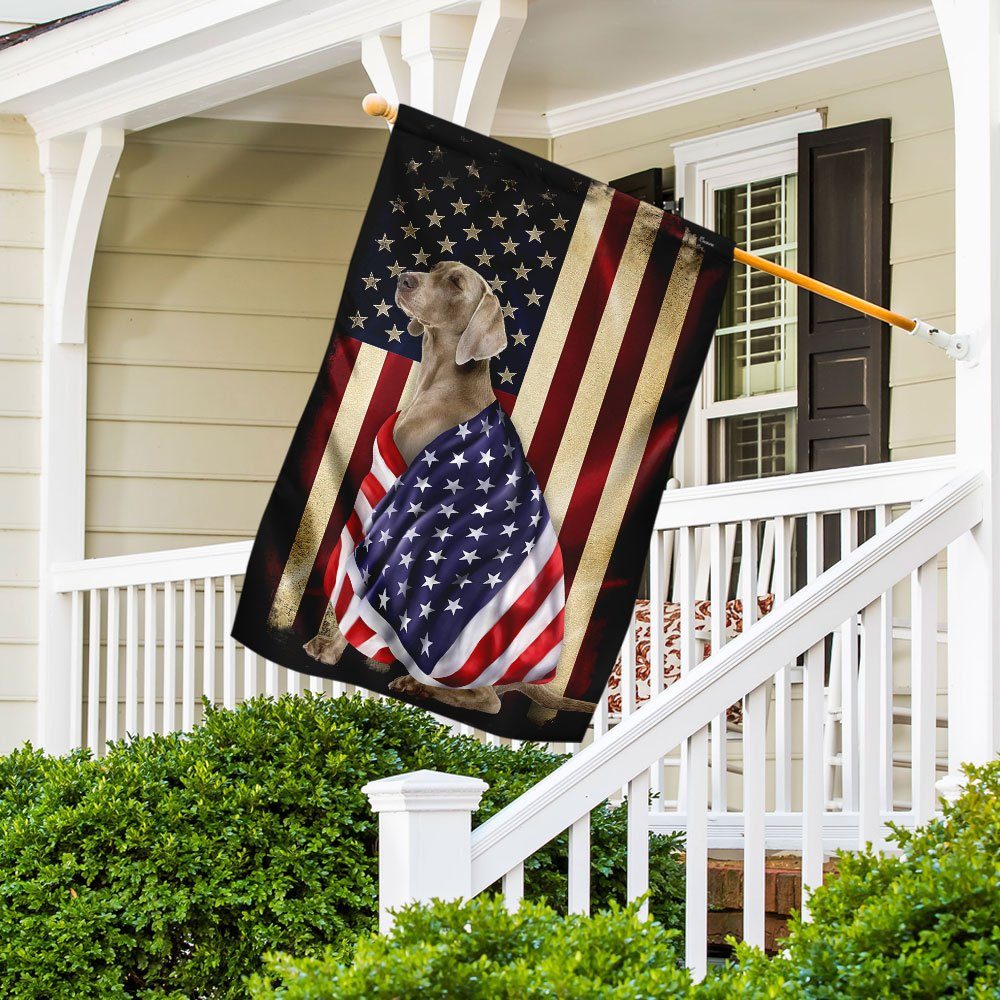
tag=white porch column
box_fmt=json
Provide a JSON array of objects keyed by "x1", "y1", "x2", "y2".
[
  {"x1": 36, "y1": 127, "x2": 123, "y2": 752},
  {"x1": 933, "y1": 0, "x2": 1000, "y2": 792},
  {"x1": 363, "y1": 769, "x2": 488, "y2": 933}
]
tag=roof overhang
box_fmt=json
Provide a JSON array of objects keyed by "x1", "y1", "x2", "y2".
[{"x1": 0, "y1": 0, "x2": 467, "y2": 140}]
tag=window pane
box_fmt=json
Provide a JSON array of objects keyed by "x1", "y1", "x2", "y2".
[
  {"x1": 713, "y1": 174, "x2": 798, "y2": 403},
  {"x1": 709, "y1": 410, "x2": 797, "y2": 484}
]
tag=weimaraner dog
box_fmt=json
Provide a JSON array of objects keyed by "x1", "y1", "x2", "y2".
[{"x1": 303, "y1": 261, "x2": 594, "y2": 717}]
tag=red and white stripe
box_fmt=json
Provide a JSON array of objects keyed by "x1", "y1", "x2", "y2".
[{"x1": 322, "y1": 411, "x2": 565, "y2": 689}]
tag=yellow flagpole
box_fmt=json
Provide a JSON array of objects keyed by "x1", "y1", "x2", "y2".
[{"x1": 361, "y1": 94, "x2": 967, "y2": 360}]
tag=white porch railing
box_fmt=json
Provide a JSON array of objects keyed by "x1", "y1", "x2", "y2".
[
  {"x1": 362, "y1": 462, "x2": 981, "y2": 978},
  {"x1": 603, "y1": 454, "x2": 958, "y2": 822},
  {"x1": 52, "y1": 455, "x2": 957, "y2": 763},
  {"x1": 50, "y1": 456, "x2": 973, "y2": 973}
]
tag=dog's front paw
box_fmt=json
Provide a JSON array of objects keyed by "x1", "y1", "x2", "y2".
[
  {"x1": 303, "y1": 634, "x2": 346, "y2": 665},
  {"x1": 388, "y1": 674, "x2": 433, "y2": 700}
]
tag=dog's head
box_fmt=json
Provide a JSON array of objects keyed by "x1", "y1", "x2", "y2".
[{"x1": 395, "y1": 261, "x2": 507, "y2": 366}]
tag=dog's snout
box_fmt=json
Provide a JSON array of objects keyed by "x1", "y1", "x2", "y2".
[{"x1": 399, "y1": 272, "x2": 418, "y2": 290}]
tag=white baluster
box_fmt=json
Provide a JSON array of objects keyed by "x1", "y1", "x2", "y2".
[
  {"x1": 875, "y1": 505, "x2": 895, "y2": 815},
  {"x1": 223, "y1": 576, "x2": 237, "y2": 709},
  {"x1": 685, "y1": 724, "x2": 709, "y2": 979},
  {"x1": 709, "y1": 522, "x2": 727, "y2": 812},
  {"x1": 87, "y1": 589, "x2": 101, "y2": 752},
  {"x1": 502, "y1": 861, "x2": 524, "y2": 913},
  {"x1": 125, "y1": 584, "x2": 138, "y2": 736},
  {"x1": 740, "y1": 520, "x2": 766, "y2": 948},
  {"x1": 678, "y1": 526, "x2": 696, "y2": 805},
  {"x1": 286, "y1": 666, "x2": 302, "y2": 696},
  {"x1": 69, "y1": 590, "x2": 83, "y2": 749},
  {"x1": 911, "y1": 555, "x2": 939, "y2": 823},
  {"x1": 679, "y1": 526, "x2": 696, "y2": 674},
  {"x1": 182, "y1": 579, "x2": 195, "y2": 731},
  {"x1": 839, "y1": 509, "x2": 859, "y2": 811},
  {"x1": 143, "y1": 583, "x2": 157, "y2": 735},
  {"x1": 801, "y1": 511, "x2": 825, "y2": 920},
  {"x1": 627, "y1": 768, "x2": 650, "y2": 919},
  {"x1": 106, "y1": 587, "x2": 119, "y2": 747},
  {"x1": 244, "y1": 646, "x2": 258, "y2": 701},
  {"x1": 592, "y1": 679, "x2": 608, "y2": 739},
  {"x1": 163, "y1": 582, "x2": 176, "y2": 734},
  {"x1": 203, "y1": 577, "x2": 215, "y2": 710},
  {"x1": 859, "y1": 599, "x2": 883, "y2": 848},
  {"x1": 310, "y1": 673, "x2": 325, "y2": 695},
  {"x1": 824, "y1": 630, "x2": 842, "y2": 809},
  {"x1": 622, "y1": 608, "x2": 637, "y2": 719},
  {"x1": 773, "y1": 515, "x2": 793, "y2": 812},
  {"x1": 265, "y1": 660, "x2": 278, "y2": 698},
  {"x1": 567, "y1": 813, "x2": 591, "y2": 915},
  {"x1": 649, "y1": 530, "x2": 666, "y2": 810}
]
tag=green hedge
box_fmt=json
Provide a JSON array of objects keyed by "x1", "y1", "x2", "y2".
[
  {"x1": 0, "y1": 694, "x2": 683, "y2": 999},
  {"x1": 251, "y1": 897, "x2": 692, "y2": 999},
  {"x1": 252, "y1": 759, "x2": 1000, "y2": 999}
]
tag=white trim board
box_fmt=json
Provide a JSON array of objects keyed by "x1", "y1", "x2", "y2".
[
  {"x1": 192, "y1": 7, "x2": 938, "y2": 139},
  {"x1": 539, "y1": 7, "x2": 939, "y2": 138},
  {"x1": 193, "y1": 92, "x2": 553, "y2": 138}
]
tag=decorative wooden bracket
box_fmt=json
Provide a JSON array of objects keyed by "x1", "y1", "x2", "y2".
[
  {"x1": 44, "y1": 126, "x2": 124, "y2": 345},
  {"x1": 362, "y1": 0, "x2": 526, "y2": 128},
  {"x1": 452, "y1": 0, "x2": 527, "y2": 134}
]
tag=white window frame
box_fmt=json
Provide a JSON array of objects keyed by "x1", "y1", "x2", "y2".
[{"x1": 671, "y1": 109, "x2": 823, "y2": 487}]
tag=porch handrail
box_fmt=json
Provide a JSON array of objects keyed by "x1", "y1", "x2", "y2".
[
  {"x1": 656, "y1": 454, "x2": 956, "y2": 529},
  {"x1": 51, "y1": 539, "x2": 252, "y2": 592},
  {"x1": 49, "y1": 455, "x2": 956, "y2": 592},
  {"x1": 468, "y1": 467, "x2": 982, "y2": 894}
]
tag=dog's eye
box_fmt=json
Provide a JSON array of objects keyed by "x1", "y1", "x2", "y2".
[{"x1": 449, "y1": 275, "x2": 463, "y2": 289}]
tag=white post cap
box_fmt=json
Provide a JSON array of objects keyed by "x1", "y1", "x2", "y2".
[{"x1": 363, "y1": 769, "x2": 489, "y2": 813}]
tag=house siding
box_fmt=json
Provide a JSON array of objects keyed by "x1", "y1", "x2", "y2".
[
  {"x1": 0, "y1": 115, "x2": 43, "y2": 749},
  {"x1": 551, "y1": 35, "x2": 955, "y2": 464},
  {"x1": 85, "y1": 118, "x2": 549, "y2": 558}
]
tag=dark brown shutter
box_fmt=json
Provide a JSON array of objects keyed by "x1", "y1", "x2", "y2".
[
  {"x1": 609, "y1": 167, "x2": 676, "y2": 213},
  {"x1": 609, "y1": 167, "x2": 663, "y2": 206},
  {"x1": 797, "y1": 119, "x2": 891, "y2": 471}
]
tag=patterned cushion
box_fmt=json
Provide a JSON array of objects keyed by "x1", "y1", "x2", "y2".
[{"x1": 606, "y1": 595, "x2": 775, "y2": 725}]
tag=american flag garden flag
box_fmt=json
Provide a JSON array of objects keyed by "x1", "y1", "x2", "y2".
[{"x1": 233, "y1": 104, "x2": 733, "y2": 741}]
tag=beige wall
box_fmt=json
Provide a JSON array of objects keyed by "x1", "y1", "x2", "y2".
[
  {"x1": 86, "y1": 119, "x2": 387, "y2": 558},
  {"x1": 86, "y1": 118, "x2": 549, "y2": 559},
  {"x1": 552, "y1": 36, "x2": 955, "y2": 463},
  {"x1": 0, "y1": 115, "x2": 42, "y2": 748}
]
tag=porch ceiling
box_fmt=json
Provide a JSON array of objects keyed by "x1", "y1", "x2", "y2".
[{"x1": 0, "y1": 0, "x2": 938, "y2": 141}]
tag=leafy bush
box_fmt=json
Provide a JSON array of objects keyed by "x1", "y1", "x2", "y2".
[
  {"x1": 253, "y1": 759, "x2": 1000, "y2": 1000},
  {"x1": 704, "y1": 758, "x2": 1000, "y2": 999},
  {"x1": 0, "y1": 694, "x2": 683, "y2": 999},
  {"x1": 249, "y1": 897, "x2": 694, "y2": 999}
]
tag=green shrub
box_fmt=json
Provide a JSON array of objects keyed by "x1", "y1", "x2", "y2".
[
  {"x1": 704, "y1": 758, "x2": 1000, "y2": 999},
  {"x1": 253, "y1": 759, "x2": 1000, "y2": 1000},
  {"x1": 249, "y1": 896, "x2": 695, "y2": 999},
  {"x1": 0, "y1": 694, "x2": 683, "y2": 999}
]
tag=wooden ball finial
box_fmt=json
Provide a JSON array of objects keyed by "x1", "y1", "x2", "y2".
[{"x1": 362, "y1": 93, "x2": 396, "y2": 122}]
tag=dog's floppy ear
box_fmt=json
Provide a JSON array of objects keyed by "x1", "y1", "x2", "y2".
[
  {"x1": 456, "y1": 291, "x2": 506, "y2": 365},
  {"x1": 407, "y1": 317, "x2": 424, "y2": 337}
]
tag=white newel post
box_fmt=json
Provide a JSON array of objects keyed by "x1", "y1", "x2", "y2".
[
  {"x1": 363, "y1": 770, "x2": 488, "y2": 933},
  {"x1": 933, "y1": 0, "x2": 1000, "y2": 796}
]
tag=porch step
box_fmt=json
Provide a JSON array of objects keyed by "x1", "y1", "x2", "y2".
[{"x1": 707, "y1": 857, "x2": 839, "y2": 954}]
